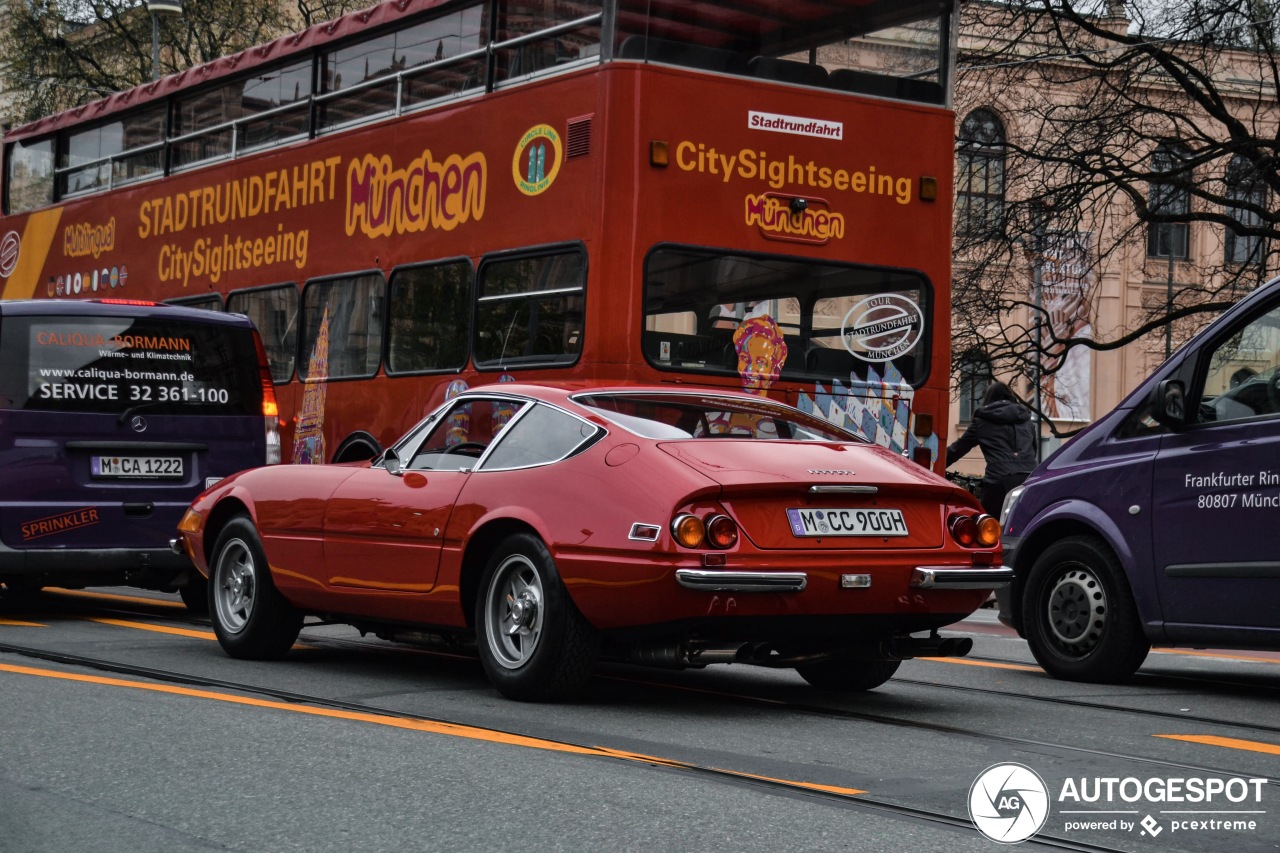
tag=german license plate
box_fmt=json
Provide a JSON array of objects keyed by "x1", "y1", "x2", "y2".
[
  {"x1": 91, "y1": 455, "x2": 184, "y2": 479},
  {"x1": 787, "y1": 507, "x2": 908, "y2": 537}
]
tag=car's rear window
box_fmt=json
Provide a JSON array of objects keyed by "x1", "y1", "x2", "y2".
[
  {"x1": 575, "y1": 392, "x2": 861, "y2": 442},
  {"x1": 0, "y1": 314, "x2": 262, "y2": 416}
]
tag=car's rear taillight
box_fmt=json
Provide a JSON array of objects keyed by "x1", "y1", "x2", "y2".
[
  {"x1": 948, "y1": 512, "x2": 1000, "y2": 548},
  {"x1": 253, "y1": 330, "x2": 281, "y2": 464},
  {"x1": 705, "y1": 514, "x2": 739, "y2": 549},
  {"x1": 671, "y1": 512, "x2": 739, "y2": 549}
]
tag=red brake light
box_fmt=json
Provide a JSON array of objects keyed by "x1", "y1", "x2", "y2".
[
  {"x1": 705, "y1": 514, "x2": 738, "y2": 549},
  {"x1": 252, "y1": 330, "x2": 279, "y2": 418},
  {"x1": 93, "y1": 298, "x2": 159, "y2": 306},
  {"x1": 949, "y1": 513, "x2": 977, "y2": 547}
]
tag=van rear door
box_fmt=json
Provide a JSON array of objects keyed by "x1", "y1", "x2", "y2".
[{"x1": 0, "y1": 308, "x2": 266, "y2": 564}]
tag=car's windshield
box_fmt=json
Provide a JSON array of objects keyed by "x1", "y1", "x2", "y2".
[{"x1": 575, "y1": 392, "x2": 861, "y2": 441}]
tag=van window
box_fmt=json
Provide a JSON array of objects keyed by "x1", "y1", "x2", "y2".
[
  {"x1": 1201, "y1": 301, "x2": 1280, "y2": 424},
  {"x1": 0, "y1": 314, "x2": 263, "y2": 416}
]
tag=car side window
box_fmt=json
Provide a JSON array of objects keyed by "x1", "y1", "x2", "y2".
[
  {"x1": 406, "y1": 398, "x2": 525, "y2": 470},
  {"x1": 1198, "y1": 302, "x2": 1280, "y2": 425},
  {"x1": 481, "y1": 403, "x2": 599, "y2": 470}
]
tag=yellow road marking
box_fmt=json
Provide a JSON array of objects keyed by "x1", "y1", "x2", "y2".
[
  {"x1": 917, "y1": 656, "x2": 1042, "y2": 673},
  {"x1": 0, "y1": 617, "x2": 45, "y2": 627},
  {"x1": 83, "y1": 617, "x2": 215, "y2": 640},
  {"x1": 47, "y1": 588, "x2": 185, "y2": 609},
  {"x1": 1156, "y1": 734, "x2": 1280, "y2": 756},
  {"x1": 0, "y1": 661, "x2": 864, "y2": 797}
]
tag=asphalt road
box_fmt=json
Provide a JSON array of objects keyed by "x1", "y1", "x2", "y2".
[{"x1": 1, "y1": 588, "x2": 1277, "y2": 852}]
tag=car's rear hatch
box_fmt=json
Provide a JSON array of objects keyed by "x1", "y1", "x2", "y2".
[{"x1": 658, "y1": 440, "x2": 950, "y2": 550}]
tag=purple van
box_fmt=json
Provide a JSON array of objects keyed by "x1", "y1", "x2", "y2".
[
  {"x1": 998, "y1": 276, "x2": 1280, "y2": 681},
  {"x1": 0, "y1": 299, "x2": 279, "y2": 609}
]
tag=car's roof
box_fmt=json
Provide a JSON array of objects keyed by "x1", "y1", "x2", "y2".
[{"x1": 0, "y1": 299, "x2": 254, "y2": 327}]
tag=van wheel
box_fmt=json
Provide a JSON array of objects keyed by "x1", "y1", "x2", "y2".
[
  {"x1": 179, "y1": 577, "x2": 209, "y2": 615},
  {"x1": 1022, "y1": 535, "x2": 1149, "y2": 682},
  {"x1": 209, "y1": 516, "x2": 302, "y2": 660},
  {"x1": 795, "y1": 658, "x2": 901, "y2": 691},
  {"x1": 476, "y1": 533, "x2": 599, "y2": 702}
]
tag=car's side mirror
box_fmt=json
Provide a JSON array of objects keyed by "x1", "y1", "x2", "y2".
[
  {"x1": 382, "y1": 450, "x2": 402, "y2": 476},
  {"x1": 1150, "y1": 379, "x2": 1187, "y2": 429}
]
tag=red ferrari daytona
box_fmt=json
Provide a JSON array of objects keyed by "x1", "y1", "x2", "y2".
[{"x1": 175, "y1": 384, "x2": 1011, "y2": 701}]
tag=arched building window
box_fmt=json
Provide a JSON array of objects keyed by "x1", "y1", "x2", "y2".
[
  {"x1": 956, "y1": 108, "x2": 1005, "y2": 237},
  {"x1": 1225, "y1": 155, "x2": 1267, "y2": 267},
  {"x1": 1148, "y1": 142, "x2": 1191, "y2": 259},
  {"x1": 957, "y1": 351, "x2": 993, "y2": 422}
]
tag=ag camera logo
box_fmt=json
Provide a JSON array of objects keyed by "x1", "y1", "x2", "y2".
[{"x1": 969, "y1": 762, "x2": 1050, "y2": 843}]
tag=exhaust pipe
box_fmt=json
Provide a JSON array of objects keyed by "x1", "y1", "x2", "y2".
[{"x1": 628, "y1": 643, "x2": 751, "y2": 669}]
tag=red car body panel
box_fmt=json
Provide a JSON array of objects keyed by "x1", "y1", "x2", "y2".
[{"x1": 182, "y1": 384, "x2": 1002, "y2": 642}]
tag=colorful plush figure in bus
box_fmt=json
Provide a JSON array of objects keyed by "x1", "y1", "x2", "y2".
[
  {"x1": 733, "y1": 313, "x2": 788, "y2": 395},
  {"x1": 705, "y1": 313, "x2": 788, "y2": 437},
  {"x1": 443, "y1": 378, "x2": 471, "y2": 447}
]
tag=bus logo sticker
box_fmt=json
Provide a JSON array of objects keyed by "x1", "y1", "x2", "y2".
[
  {"x1": 0, "y1": 231, "x2": 20, "y2": 278},
  {"x1": 513, "y1": 124, "x2": 563, "y2": 196},
  {"x1": 841, "y1": 294, "x2": 924, "y2": 362}
]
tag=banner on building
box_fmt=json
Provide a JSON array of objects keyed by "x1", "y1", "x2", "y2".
[{"x1": 1038, "y1": 232, "x2": 1094, "y2": 423}]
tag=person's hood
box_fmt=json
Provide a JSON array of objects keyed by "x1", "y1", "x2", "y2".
[{"x1": 976, "y1": 400, "x2": 1031, "y2": 424}]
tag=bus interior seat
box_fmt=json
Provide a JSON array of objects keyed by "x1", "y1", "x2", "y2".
[
  {"x1": 748, "y1": 57, "x2": 829, "y2": 88},
  {"x1": 805, "y1": 347, "x2": 855, "y2": 379},
  {"x1": 617, "y1": 36, "x2": 749, "y2": 75},
  {"x1": 829, "y1": 68, "x2": 944, "y2": 104},
  {"x1": 828, "y1": 68, "x2": 899, "y2": 99}
]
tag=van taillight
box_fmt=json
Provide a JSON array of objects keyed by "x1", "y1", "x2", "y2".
[{"x1": 252, "y1": 330, "x2": 281, "y2": 465}]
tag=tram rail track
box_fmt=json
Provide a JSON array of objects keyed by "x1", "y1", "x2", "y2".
[
  {"x1": 4, "y1": 589, "x2": 1278, "y2": 851},
  {"x1": 0, "y1": 636, "x2": 1137, "y2": 853}
]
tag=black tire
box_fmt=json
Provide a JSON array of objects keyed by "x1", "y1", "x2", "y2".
[
  {"x1": 475, "y1": 533, "x2": 599, "y2": 702},
  {"x1": 179, "y1": 576, "x2": 209, "y2": 615},
  {"x1": 1021, "y1": 534, "x2": 1149, "y2": 682},
  {"x1": 208, "y1": 516, "x2": 303, "y2": 660},
  {"x1": 795, "y1": 658, "x2": 901, "y2": 691}
]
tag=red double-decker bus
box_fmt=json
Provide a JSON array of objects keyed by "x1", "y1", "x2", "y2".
[{"x1": 1, "y1": 0, "x2": 957, "y2": 468}]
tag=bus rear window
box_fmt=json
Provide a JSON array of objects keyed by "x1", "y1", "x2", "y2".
[
  {"x1": 0, "y1": 315, "x2": 262, "y2": 416},
  {"x1": 643, "y1": 246, "x2": 930, "y2": 388}
]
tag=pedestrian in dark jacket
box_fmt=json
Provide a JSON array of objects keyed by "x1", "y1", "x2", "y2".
[{"x1": 946, "y1": 381, "x2": 1038, "y2": 517}]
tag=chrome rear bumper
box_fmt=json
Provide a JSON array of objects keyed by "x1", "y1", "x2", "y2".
[
  {"x1": 675, "y1": 569, "x2": 808, "y2": 592},
  {"x1": 909, "y1": 566, "x2": 1013, "y2": 589}
]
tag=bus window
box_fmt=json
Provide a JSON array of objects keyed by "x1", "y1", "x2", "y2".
[
  {"x1": 5, "y1": 136, "x2": 55, "y2": 214},
  {"x1": 643, "y1": 247, "x2": 930, "y2": 388},
  {"x1": 475, "y1": 247, "x2": 585, "y2": 370},
  {"x1": 614, "y1": 0, "x2": 949, "y2": 104},
  {"x1": 318, "y1": 4, "x2": 489, "y2": 131},
  {"x1": 166, "y1": 294, "x2": 225, "y2": 312},
  {"x1": 387, "y1": 260, "x2": 472, "y2": 375},
  {"x1": 58, "y1": 106, "x2": 166, "y2": 197},
  {"x1": 172, "y1": 58, "x2": 311, "y2": 169},
  {"x1": 492, "y1": 0, "x2": 602, "y2": 86},
  {"x1": 299, "y1": 273, "x2": 384, "y2": 381},
  {"x1": 227, "y1": 284, "x2": 299, "y2": 383}
]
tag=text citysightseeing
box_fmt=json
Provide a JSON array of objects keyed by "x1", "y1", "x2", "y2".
[{"x1": 675, "y1": 141, "x2": 912, "y2": 204}]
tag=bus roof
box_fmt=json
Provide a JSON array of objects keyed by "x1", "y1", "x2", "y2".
[{"x1": 6, "y1": 0, "x2": 952, "y2": 144}]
